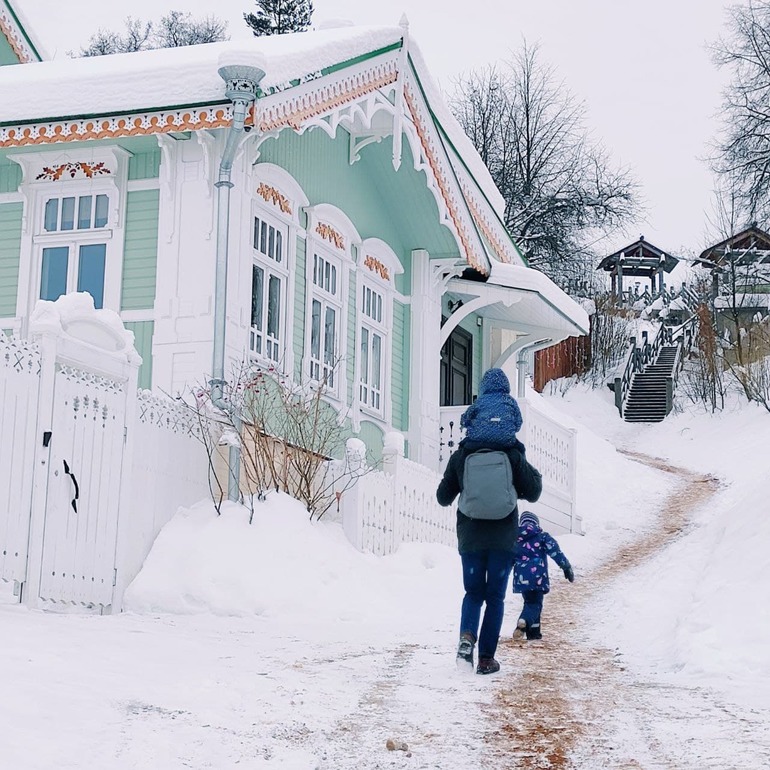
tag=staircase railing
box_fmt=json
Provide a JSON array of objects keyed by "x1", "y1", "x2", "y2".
[
  {"x1": 614, "y1": 323, "x2": 671, "y2": 416},
  {"x1": 665, "y1": 315, "x2": 698, "y2": 415}
]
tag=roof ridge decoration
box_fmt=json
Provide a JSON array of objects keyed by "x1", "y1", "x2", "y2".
[{"x1": 0, "y1": 1, "x2": 39, "y2": 63}]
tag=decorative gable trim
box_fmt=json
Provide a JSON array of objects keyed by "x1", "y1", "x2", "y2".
[{"x1": 0, "y1": 2, "x2": 38, "y2": 63}]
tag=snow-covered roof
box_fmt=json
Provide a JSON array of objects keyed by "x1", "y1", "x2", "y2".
[
  {"x1": 0, "y1": 21, "x2": 522, "y2": 273},
  {"x1": 0, "y1": 26, "x2": 402, "y2": 122}
]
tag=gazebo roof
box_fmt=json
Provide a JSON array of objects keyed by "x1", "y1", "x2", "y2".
[
  {"x1": 596, "y1": 236, "x2": 679, "y2": 276},
  {"x1": 695, "y1": 224, "x2": 770, "y2": 268}
]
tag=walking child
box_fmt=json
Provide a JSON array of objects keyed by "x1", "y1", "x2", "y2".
[{"x1": 512, "y1": 512, "x2": 574, "y2": 641}]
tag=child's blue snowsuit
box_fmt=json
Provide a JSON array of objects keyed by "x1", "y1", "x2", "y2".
[
  {"x1": 460, "y1": 368, "x2": 523, "y2": 447},
  {"x1": 512, "y1": 512, "x2": 573, "y2": 639}
]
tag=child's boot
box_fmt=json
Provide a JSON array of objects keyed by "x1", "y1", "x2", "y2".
[
  {"x1": 512, "y1": 618, "x2": 527, "y2": 641},
  {"x1": 526, "y1": 622, "x2": 542, "y2": 641}
]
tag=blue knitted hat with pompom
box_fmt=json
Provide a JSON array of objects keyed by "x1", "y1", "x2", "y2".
[{"x1": 519, "y1": 511, "x2": 540, "y2": 528}]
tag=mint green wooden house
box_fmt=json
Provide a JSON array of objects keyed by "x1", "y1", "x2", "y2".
[{"x1": 0, "y1": 4, "x2": 588, "y2": 479}]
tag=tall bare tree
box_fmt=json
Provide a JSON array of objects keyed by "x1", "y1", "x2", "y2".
[
  {"x1": 713, "y1": 0, "x2": 770, "y2": 222},
  {"x1": 450, "y1": 42, "x2": 639, "y2": 286},
  {"x1": 79, "y1": 12, "x2": 228, "y2": 56}
]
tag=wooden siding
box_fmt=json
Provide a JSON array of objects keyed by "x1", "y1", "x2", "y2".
[
  {"x1": 128, "y1": 149, "x2": 161, "y2": 181},
  {"x1": 391, "y1": 300, "x2": 408, "y2": 432},
  {"x1": 0, "y1": 202, "x2": 22, "y2": 317},
  {"x1": 293, "y1": 236, "x2": 306, "y2": 382},
  {"x1": 533, "y1": 333, "x2": 591, "y2": 392},
  {"x1": 124, "y1": 320, "x2": 154, "y2": 390},
  {"x1": 358, "y1": 419, "x2": 384, "y2": 466},
  {"x1": 0, "y1": 160, "x2": 21, "y2": 194},
  {"x1": 121, "y1": 189, "x2": 159, "y2": 311}
]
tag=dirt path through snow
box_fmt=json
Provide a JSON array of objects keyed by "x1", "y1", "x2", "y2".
[{"x1": 486, "y1": 451, "x2": 770, "y2": 769}]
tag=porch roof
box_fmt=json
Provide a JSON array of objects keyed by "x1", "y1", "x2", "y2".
[{"x1": 445, "y1": 262, "x2": 591, "y2": 343}]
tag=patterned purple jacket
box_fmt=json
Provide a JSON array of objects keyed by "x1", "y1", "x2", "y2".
[{"x1": 512, "y1": 522, "x2": 571, "y2": 594}]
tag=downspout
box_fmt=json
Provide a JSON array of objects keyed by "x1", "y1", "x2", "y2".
[
  {"x1": 516, "y1": 338, "x2": 558, "y2": 399},
  {"x1": 212, "y1": 64, "x2": 265, "y2": 501}
]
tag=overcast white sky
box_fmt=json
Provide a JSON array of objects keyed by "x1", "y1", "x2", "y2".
[{"x1": 19, "y1": 0, "x2": 736, "y2": 257}]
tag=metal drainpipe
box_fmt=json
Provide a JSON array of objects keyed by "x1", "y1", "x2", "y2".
[
  {"x1": 516, "y1": 339, "x2": 555, "y2": 399},
  {"x1": 211, "y1": 64, "x2": 265, "y2": 501}
]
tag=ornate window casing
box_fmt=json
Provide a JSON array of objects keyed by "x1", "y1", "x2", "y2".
[
  {"x1": 355, "y1": 238, "x2": 403, "y2": 425},
  {"x1": 9, "y1": 148, "x2": 130, "y2": 327},
  {"x1": 303, "y1": 204, "x2": 358, "y2": 402},
  {"x1": 248, "y1": 164, "x2": 309, "y2": 374}
]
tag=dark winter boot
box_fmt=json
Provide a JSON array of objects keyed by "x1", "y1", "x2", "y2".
[
  {"x1": 512, "y1": 618, "x2": 527, "y2": 641},
  {"x1": 456, "y1": 632, "x2": 475, "y2": 672},
  {"x1": 476, "y1": 657, "x2": 501, "y2": 675},
  {"x1": 526, "y1": 622, "x2": 542, "y2": 641}
]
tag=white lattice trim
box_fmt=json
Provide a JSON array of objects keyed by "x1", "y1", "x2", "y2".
[
  {"x1": 0, "y1": 4, "x2": 36, "y2": 63},
  {"x1": 136, "y1": 391, "x2": 201, "y2": 438},
  {"x1": 0, "y1": 335, "x2": 41, "y2": 377}
]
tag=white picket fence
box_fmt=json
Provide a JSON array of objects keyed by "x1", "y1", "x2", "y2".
[
  {"x1": 341, "y1": 434, "x2": 456, "y2": 556},
  {"x1": 438, "y1": 401, "x2": 581, "y2": 536},
  {"x1": 344, "y1": 398, "x2": 582, "y2": 559},
  {"x1": 0, "y1": 296, "x2": 209, "y2": 612}
]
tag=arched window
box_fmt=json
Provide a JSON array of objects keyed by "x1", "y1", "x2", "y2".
[
  {"x1": 356, "y1": 238, "x2": 403, "y2": 422},
  {"x1": 249, "y1": 165, "x2": 308, "y2": 370}
]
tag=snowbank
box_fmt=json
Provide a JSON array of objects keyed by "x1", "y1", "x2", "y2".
[
  {"x1": 125, "y1": 492, "x2": 460, "y2": 634},
  {"x1": 540, "y1": 381, "x2": 770, "y2": 708}
]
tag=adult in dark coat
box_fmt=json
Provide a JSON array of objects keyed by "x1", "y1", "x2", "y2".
[{"x1": 436, "y1": 436, "x2": 542, "y2": 674}]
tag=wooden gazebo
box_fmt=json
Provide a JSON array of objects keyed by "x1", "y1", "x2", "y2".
[
  {"x1": 695, "y1": 224, "x2": 770, "y2": 270},
  {"x1": 597, "y1": 236, "x2": 680, "y2": 298}
]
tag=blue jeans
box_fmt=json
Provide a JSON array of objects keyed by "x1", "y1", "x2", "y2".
[
  {"x1": 460, "y1": 550, "x2": 514, "y2": 659},
  {"x1": 519, "y1": 590, "x2": 544, "y2": 639}
]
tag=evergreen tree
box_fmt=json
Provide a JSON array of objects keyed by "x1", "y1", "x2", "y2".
[{"x1": 244, "y1": 0, "x2": 314, "y2": 37}]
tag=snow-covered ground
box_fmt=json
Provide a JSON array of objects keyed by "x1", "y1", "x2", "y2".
[{"x1": 1, "y1": 381, "x2": 769, "y2": 768}]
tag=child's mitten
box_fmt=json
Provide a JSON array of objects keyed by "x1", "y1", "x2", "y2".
[{"x1": 563, "y1": 565, "x2": 574, "y2": 582}]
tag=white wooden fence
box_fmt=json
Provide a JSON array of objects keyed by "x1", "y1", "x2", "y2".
[
  {"x1": 341, "y1": 395, "x2": 581, "y2": 558},
  {"x1": 0, "y1": 295, "x2": 209, "y2": 613},
  {"x1": 341, "y1": 434, "x2": 456, "y2": 556},
  {"x1": 438, "y1": 401, "x2": 581, "y2": 536}
]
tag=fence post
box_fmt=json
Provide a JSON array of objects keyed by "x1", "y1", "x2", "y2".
[
  {"x1": 568, "y1": 427, "x2": 581, "y2": 534},
  {"x1": 665, "y1": 377, "x2": 674, "y2": 415},
  {"x1": 383, "y1": 431, "x2": 404, "y2": 551},
  {"x1": 23, "y1": 331, "x2": 58, "y2": 610},
  {"x1": 614, "y1": 377, "x2": 622, "y2": 413}
]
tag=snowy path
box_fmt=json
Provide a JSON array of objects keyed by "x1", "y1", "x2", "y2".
[
  {"x1": 487, "y1": 451, "x2": 770, "y2": 769},
  {"x1": 4, "y1": 447, "x2": 770, "y2": 768}
]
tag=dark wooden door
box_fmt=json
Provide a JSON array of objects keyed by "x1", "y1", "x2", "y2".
[{"x1": 440, "y1": 324, "x2": 473, "y2": 406}]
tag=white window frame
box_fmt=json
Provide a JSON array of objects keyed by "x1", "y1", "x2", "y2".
[
  {"x1": 302, "y1": 204, "x2": 360, "y2": 405},
  {"x1": 248, "y1": 164, "x2": 309, "y2": 378},
  {"x1": 307, "y1": 247, "x2": 343, "y2": 393},
  {"x1": 249, "y1": 208, "x2": 290, "y2": 365},
  {"x1": 33, "y1": 192, "x2": 116, "y2": 309},
  {"x1": 354, "y1": 238, "x2": 404, "y2": 429},
  {"x1": 9, "y1": 148, "x2": 129, "y2": 333},
  {"x1": 357, "y1": 280, "x2": 387, "y2": 418}
]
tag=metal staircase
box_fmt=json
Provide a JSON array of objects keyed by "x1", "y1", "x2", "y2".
[
  {"x1": 613, "y1": 317, "x2": 697, "y2": 423},
  {"x1": 623, "y1": 344, "x2": 679, "y2": 422}
]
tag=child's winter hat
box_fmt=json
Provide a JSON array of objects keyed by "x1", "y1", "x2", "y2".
[
  {"x1": 519, "y1": 511, "x2": 540, "y2": 528},
  {"x1": 478, "y1": 368, "x2": 511, "y2": 395}
]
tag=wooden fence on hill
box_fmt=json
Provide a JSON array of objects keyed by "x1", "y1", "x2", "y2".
[{"x1": 534, "y1": 327, "x2": 592, "y2": 392}]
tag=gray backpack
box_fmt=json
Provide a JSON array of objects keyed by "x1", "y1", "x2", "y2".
[{"x1": 458, "y1": 449, "x2": 517, "y2": 520}]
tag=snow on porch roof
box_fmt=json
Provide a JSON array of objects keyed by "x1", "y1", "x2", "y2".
[
  {"x1": 447, "y1": 262, "x2": 591, "y2": 339},
  {"x1": 0, "y1": 26, "x2": 403, "y2": 124}
]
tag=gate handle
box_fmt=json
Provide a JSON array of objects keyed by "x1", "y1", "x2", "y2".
[{"x1": 62, "y1": 460, "x2": 79, "y2": 513}]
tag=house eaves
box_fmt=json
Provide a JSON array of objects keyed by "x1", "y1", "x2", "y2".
[{"x1": 0, "y1": 0, "x2": 44, "y2": 64}]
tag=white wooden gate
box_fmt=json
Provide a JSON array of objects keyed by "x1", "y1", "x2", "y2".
[
  {"x1": 0, "y1": 337, "x2": 41, "y2": 586},
  {"x1": 10, "y1": 295, "x2": 140, "y2": 611},
  {"x1": 37, "y1": 365, "x2": 130, "y2": 606}
]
